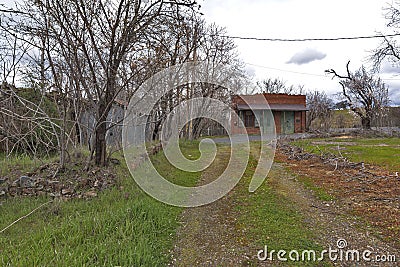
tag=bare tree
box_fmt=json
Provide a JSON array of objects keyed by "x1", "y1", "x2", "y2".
[
  {"x1": 142, "y1": 7, "x2": 203, "y2": 141},
  {"x1": 326, "y1": 61, "x2": 390, "y2": 129},
  {"x1": 0, "y1": 19, "x2": 62, "y2": 158},
  {"x1": 188, "y1": 24, "x2": 246, "y2": 139},
  {"x1": 256, "y1": 78, "x2": 304, "y2": 95},
  {"x1": 9, "y1": 0, "x2": 198, "y2": 166},
  {"x1": 0, "y1": 83, "x2": 61, "y2": 157},
  {"x1": 256, "y1": 78, "x2": 286, "y2": 94},
  {"x1": 144, "y1": 20, "x2": 246, "y2": 140},
  {"x1": 1, "y1": 1, "x2": 246, "y2": 166},
  {"x1": 371, "y1": 1, "x2": 400, "y2": 71},
  {"x1": 371, "y1": 1, "x2": 400, "y2": 127},
  {"x1": 306, "y1": 90, "x2": 333, "y2": 131}
]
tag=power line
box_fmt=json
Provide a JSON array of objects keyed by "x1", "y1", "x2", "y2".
[
  {"x1": 211, "y1": 33, "x2": 400, "y2": 42},
  {"x1": 245, "y1": 62, "x2": 400, "y2": 81},
  {"x1": 381, "y1": 77, "x2": 400, "y2": 81},
  {"x1": 244, "y1": 62, "x2": 326, "y2": 77}
]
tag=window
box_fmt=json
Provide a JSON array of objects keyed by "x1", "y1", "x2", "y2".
[
  {"x1": 237, "y1": 110, "x2": 257, "y2": 127},
  {"x1": 244, "y1": 110, "x2": 255, "y2": 127}
]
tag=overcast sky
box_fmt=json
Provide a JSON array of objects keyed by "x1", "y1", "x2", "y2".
[
  {"x1": 201, "y1": 0, "x2": 400, "y2": 104},
  {"x1": 1, "y1": 0, "x2": 399, "y2": 104}
]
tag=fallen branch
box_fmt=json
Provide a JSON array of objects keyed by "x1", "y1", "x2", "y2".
[{"x1": 0, "y1": 200, "x2": 53, "y2": 234}]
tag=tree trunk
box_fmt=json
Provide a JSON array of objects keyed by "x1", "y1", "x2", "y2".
[
  {"x1": 71, "y1": 110, "x2": 81, "y2": 145},
  {"x1": 94, "y1": 120, "x2": 107, "y2": 166},
  {"x1": 94, "y1": 72, "x2": 116, "y2": 166},
  {"x1": 94, "y1": 102, "x2": 108, "y2": 166},
  {"x1": 306, "y1": 118, "x2": 313, "y2": 131},
  {"x1": 361, "y1": 117, "x2": 371, "y2": 129},
  {"x1": 60, "y1": 108, "x2": 66, "y2": 169}
]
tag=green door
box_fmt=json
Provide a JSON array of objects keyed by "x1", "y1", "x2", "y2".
[
  {"x1": 281, "y1": 111, "x2": 294, "y2": 134},
  {"x1": 258, "y1": 110, "x2": 275, "y2": 134}
]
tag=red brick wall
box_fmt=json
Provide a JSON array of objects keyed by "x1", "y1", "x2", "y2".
[
  {"x1": 232, "y1": 93, "x2": 306, "y2": 106},
  {"x1": 245, "y1": 127, "x2": 261, "y2": 135},
  {"x1": 231, "y1": 125, "x2": 261, "y2": 135},
  {"x1": 230, "y1": 110, "x2": 261, "y2": 135},
  {"x1": 231, "y1": 111, "x2": 306, "y2": 135},
  {"x1": 264, "y1": 93, "x2": 306, "y2": 105},
  {"x1": 274, "y1": 111, "x2": 281, "y2": 134},
  {"x1": 295, "y1": 111, "x2": 302, "y2": 133},
  {"x1": 293, "y1": 111, "x2": 307, "y2": 133},
  {"x1": 231, "y1": 94, "x2": 307, "y2": 134}
]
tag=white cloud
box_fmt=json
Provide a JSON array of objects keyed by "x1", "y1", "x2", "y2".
[
  {"x1": 390, "y1": 89, "x2": 400, "y2": 105},
  {"x1": 380, "y1": 61, "x2": 400, "y2": 74},
  {"x1": 286, "y1": 48, "x2": 327, "y2": 65},
  {"x1": 201, "y1": 0, "x2": 389, "y2": 96},
  {"x1": 385, "y1": 80, "x2": 400, "y2": 106}
]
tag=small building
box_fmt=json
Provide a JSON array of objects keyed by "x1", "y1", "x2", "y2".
[
  {"x1": 231, "y1": 93, "x2": 307, "y2": 135},
  {"x1": 80, "y1": 100, "x2": 126, "y2": 148}
]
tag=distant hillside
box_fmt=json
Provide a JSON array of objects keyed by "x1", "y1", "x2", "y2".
[{"x1": 309, "y1": 107, "x2": 400, "y2": 130}]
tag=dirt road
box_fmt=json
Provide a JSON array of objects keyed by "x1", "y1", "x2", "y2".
[{"x1": 170, "y1": 144, "x2": 399, "y2": 266}]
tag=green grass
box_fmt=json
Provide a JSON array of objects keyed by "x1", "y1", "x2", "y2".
[
  {"x1": 297, "y1": 175, "x2": 335, "y2": 202},
  {"x1": 234, "y1": 145, "x2": 331, "y2": 266},
  {"x1": 149, "y1": 141, "x2": 202, "y2": 187},
  {"x1": 292, "y1": 137, "x2": 400, "y2": 171},
  {"x1": 1, "y1": 141, "x2": 337, "y2": 266},
  {"x1": 0, "y1": 153, "x2": 54, "y2": 177},
  {"x1": 0, "y1": 142, "x2": 202, "y2": 266}
]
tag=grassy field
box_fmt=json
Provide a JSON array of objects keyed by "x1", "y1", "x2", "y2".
[
  {"x1": 1, "y1": 141, "x2": 332, "y2": 266},
  {"x1": 292, "y1": 137, "x2": 400, "y2": 171},
  {"x1": 0, "y1": 142, "x2": 201, "y2": 266}
]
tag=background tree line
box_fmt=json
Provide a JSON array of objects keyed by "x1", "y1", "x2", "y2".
[
  {"x1": 1, "y1": 0, "x2": 399, "y2": 169},
  {"x1": 0, "y1": 0, "x2": 246, "y2": 167}
]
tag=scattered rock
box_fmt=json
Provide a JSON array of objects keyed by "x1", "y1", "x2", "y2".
[
  {"x1": 22, "y1": 188, "x2": 35, "y2": 195},
  {"x1": 14, "y1": 176, "x2": 34, "y2": 188},
  {"x1": 78, "y1": 178, "x2": 90, "y2": 187},
  {"x1": 25, "y1": 171, "x2": 36, "y2": 177},
  {"x1": 39, "y1": 164, "x2": 49, "y2": 172},
  {"x1": 61, "y1": 188, "x2": 74, "y2": 195},
  {"x1": 84, "y1": 190, "x2": 97, "y2": 198},
  {"x1": 35, "y1": 185, "x2": 44, "y2": 191},
  {"x1": 3, "y1": 161, "x2": 117, "y2": 200},
  {"x1": 48, "y1": 192, "x2": 61, "y2": 198}
]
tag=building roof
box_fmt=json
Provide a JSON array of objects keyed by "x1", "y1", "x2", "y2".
[{"x1": 236, "y1": 103, "x2": 308, "y2": 111}]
